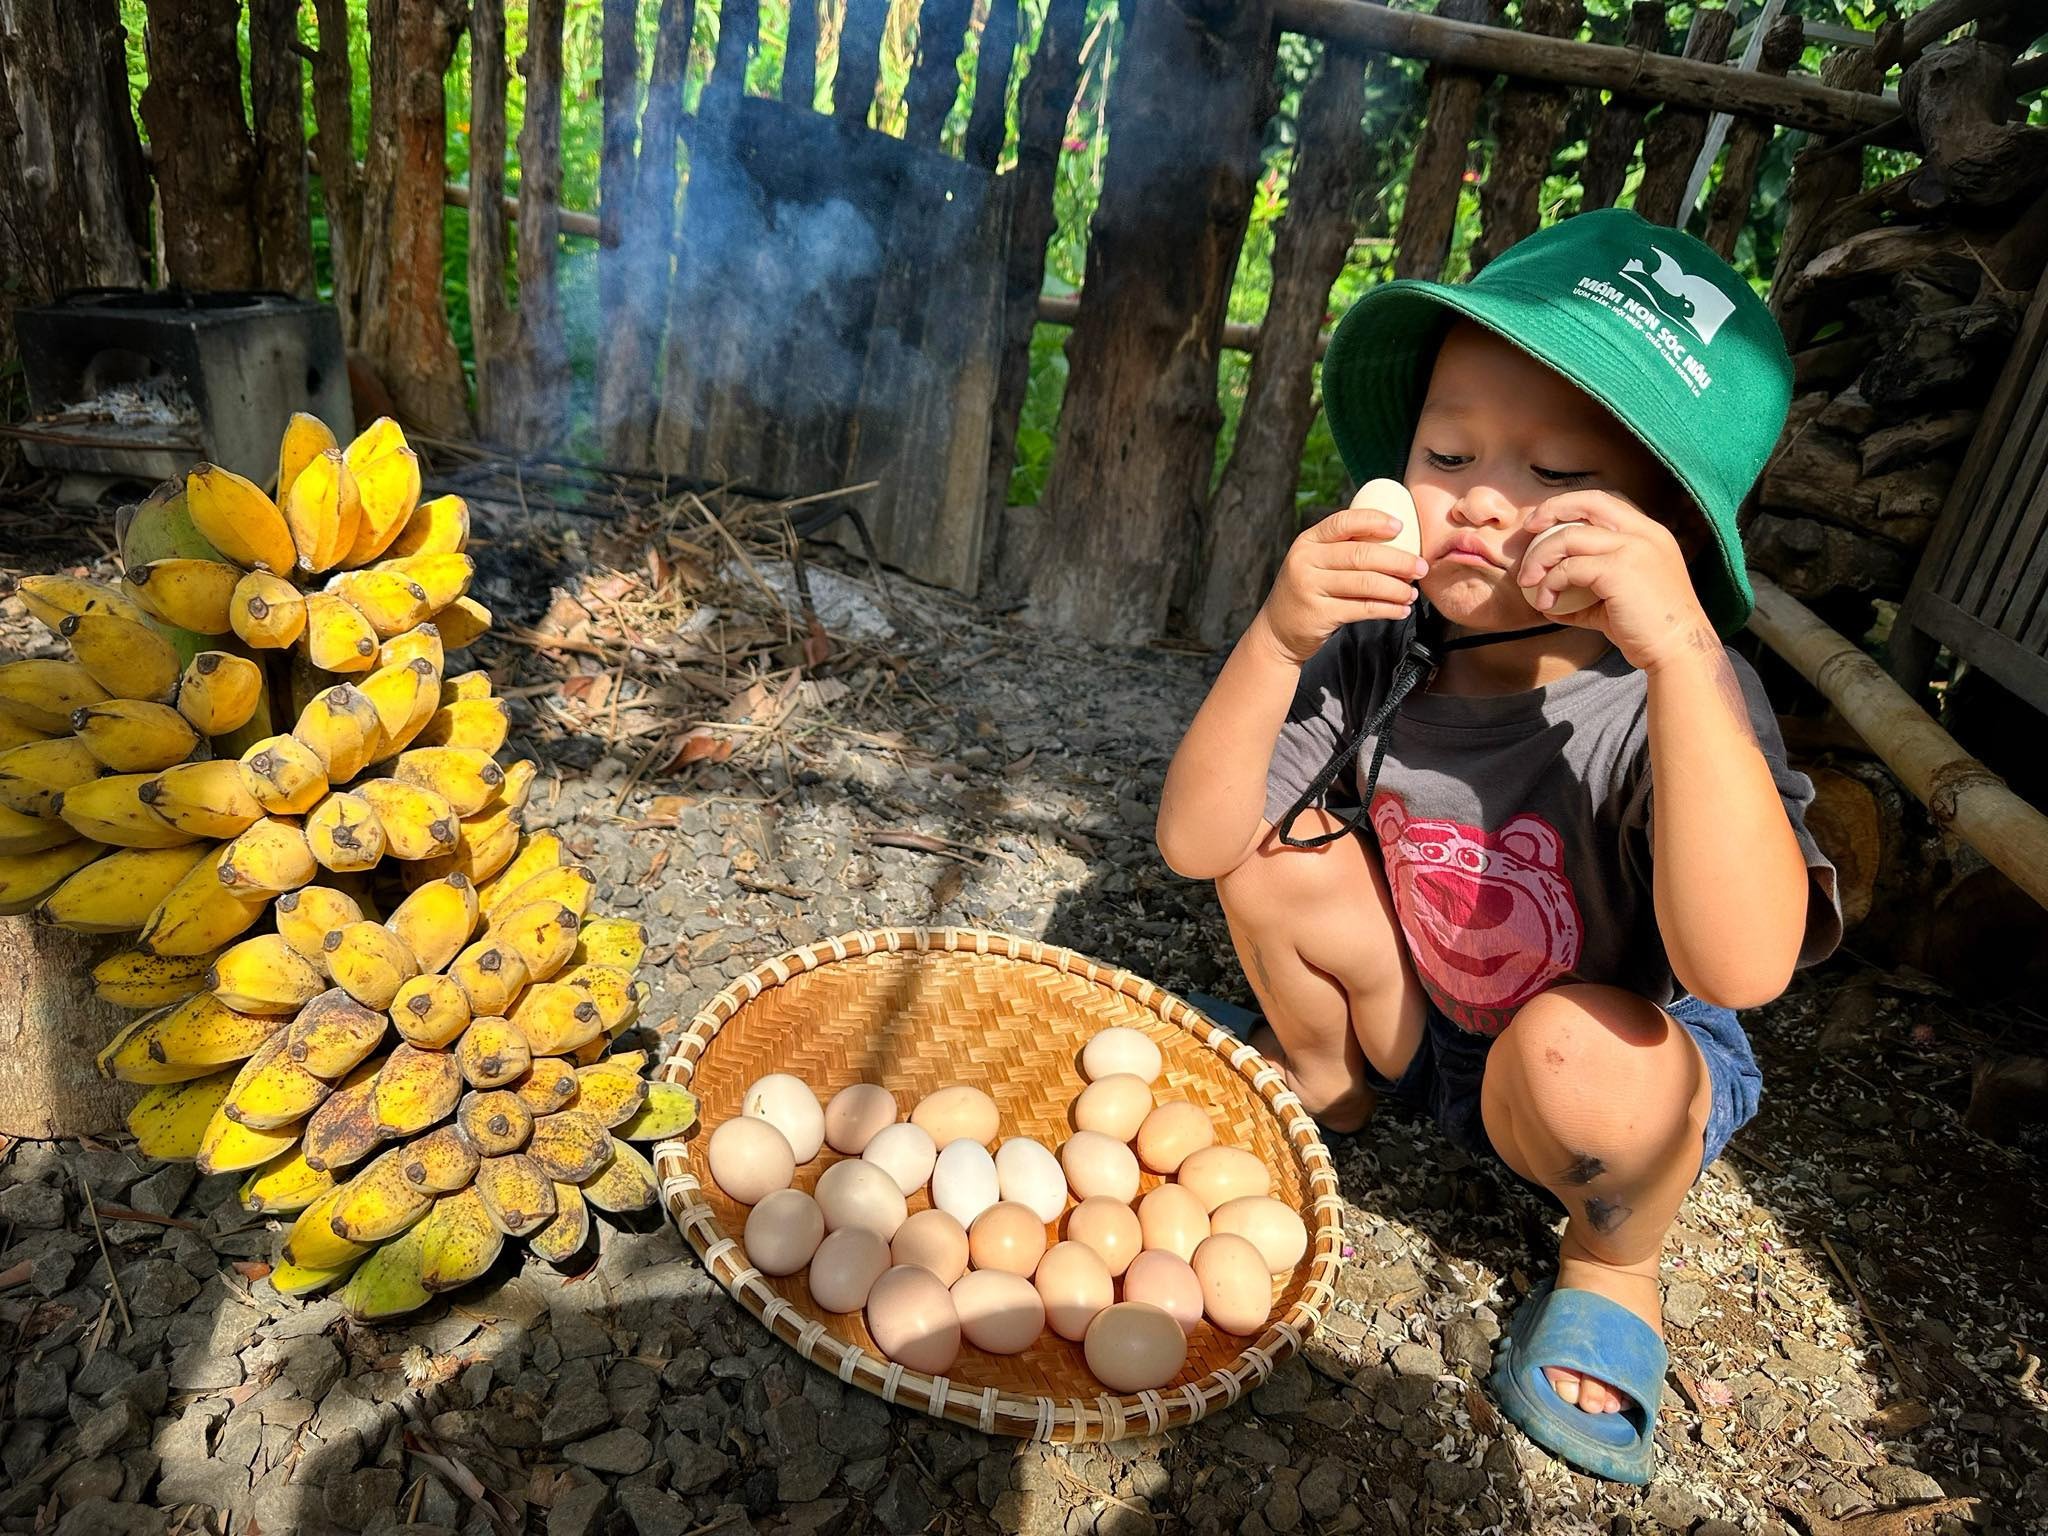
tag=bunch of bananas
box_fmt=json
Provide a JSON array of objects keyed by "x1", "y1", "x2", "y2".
[{"x1": 0, "y1": 414, "x2": 695, "y2": 1320}]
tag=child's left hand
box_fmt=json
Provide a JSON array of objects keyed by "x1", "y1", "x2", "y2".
[{"x1": 1516, "y1": 491, "x2": 1713, "y2": 672}]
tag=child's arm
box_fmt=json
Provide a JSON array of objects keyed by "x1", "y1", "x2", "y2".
[
  {"x1": 1519, "y1": 496, "x2": 1808, "y2": 1008},
  {"x1": 1158, "y1": 508, "x2": 1425, "y2": 880}
]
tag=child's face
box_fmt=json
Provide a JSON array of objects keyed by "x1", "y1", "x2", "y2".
[{"x1": 1403, "y1": 320, "x2": 1695, "y2": 632}]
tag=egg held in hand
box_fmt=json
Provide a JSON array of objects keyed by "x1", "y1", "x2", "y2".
[
  {"x1": 1520, "y1": 522, "x2": 1597, "y2": 615},
  {"x1": 865, "y1": 1264, "x2": 961, "y2": 1373},
  {"x1": 1083, "y1": 1301, "x2": 1189, "y2": 1393},
  {"x1": 1350, "y1": 476, "x2": 1422, "y2": 560}
]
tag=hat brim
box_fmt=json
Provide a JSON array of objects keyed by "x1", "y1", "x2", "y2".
[{"x1": 1320, "y1": 278, "x2": 1754, "y2": 636}]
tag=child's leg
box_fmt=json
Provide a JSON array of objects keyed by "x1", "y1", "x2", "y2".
[
  {"x1": 1479, "y1": 984, "x2": 1713, "y2": 1415},
  {"x1": 1215, "y1": 810, "x2": 1429, "y2": 1131}
]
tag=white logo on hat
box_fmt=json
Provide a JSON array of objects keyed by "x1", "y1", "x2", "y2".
[{"x1": 1619, "y1": 247, "x2": 1735, "y2": 346}]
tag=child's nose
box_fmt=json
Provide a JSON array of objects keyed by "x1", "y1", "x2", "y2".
[{"x1": 1453, "y1": 482, "x2": 1521, "y2": 529}]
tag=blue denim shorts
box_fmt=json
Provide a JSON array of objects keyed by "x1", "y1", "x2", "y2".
[{"x1": 1363, "y1": 993, "x2": 1762, "y2": 1180}]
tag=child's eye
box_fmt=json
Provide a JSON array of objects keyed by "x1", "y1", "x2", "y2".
[
  {"x1": 1423, "y1": 450, "x2": 1469, "y2": 470},
  {"x1": 1533, "y1": 466, "x2": 1596, "y2": 486}
]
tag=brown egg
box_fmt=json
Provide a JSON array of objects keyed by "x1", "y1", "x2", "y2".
[
  {"x1": 1122, "y1": 1250, "x2": 1204, "y2": 1335},
  {"x1": 808, "y1": 1227, "x2": 891, "y2": 1314},
  {"x1": 1065, "y1": 1197, "x2": 1142, "y2": 1277},
  {"x1": 1060, "y1": 1131, "x2": 1140, "y2": 1202},
  {"x1": 910, "y1": 1085, "x2": 1000, "y2": 1148},
  {"x1": 742, "y1": 1188, "x2": 824, "y2": 1277},
  {"x1": 1035, "y1": 1240, "x2": 1114, "y2": 1341},
  {"x1": 1191, "y1": 1233, "x2": 1272, "y2": 1336},
  {"x1": 891, "y1": 1208, "x2": 970, "y2": 1286},
  {"x1": 1083, "y1": 1301, "x2": 1188, "y2": 1393},
  {"x1": 824, "y1": 1083, "x2": 898, "y2": 1155},
  {"x1": 1072, "y1": 1074, "x2": 1153, "y2": 1142},
  {"x1": 865, "y1": 1265, "x2": 961, "y2": 1373},
  {"x1": 952, "y1": 1269, "x2": 1045, "y2": 1355},
  {"x1": 1136, "y1": 1184, "x2": 1210, "y2": 1263},
  {"x1": 1176, "y1": 1145, "x2": 1270, "y2": 1213},
  {"x1": 1210, "y1": 1196, "x2": 1309, "y2": 1274},
  {"x1": 968, "y1": 1201, "x2": 1048, "y2": 1277},
  {"x1": 707, "y1": 1116, "x2": 795, "y2": 1205},
  {"x1": 1135, "y1": 1101, "x2": 1215, "y2": 1174}
]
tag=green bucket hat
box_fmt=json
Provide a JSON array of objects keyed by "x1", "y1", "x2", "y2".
[{"x1": 1320, "y1": 207, "x2": 1792, "y2": 635}]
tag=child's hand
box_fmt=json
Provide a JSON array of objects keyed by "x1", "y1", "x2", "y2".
[
  {"x1": 1517, "y1": 492, "x2": 1714, "y2": 671},
  {"x1": 1255, "y1": 508, "x2": 1429, "y2": 667}
]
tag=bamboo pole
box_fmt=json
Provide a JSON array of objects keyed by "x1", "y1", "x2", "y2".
[
  {"x1": 1748, "y1": 575, "x2": 2048, "y2": 913},
  {"x1": 1271, "y1": 0, "x2": 1898, "y2": 138}
]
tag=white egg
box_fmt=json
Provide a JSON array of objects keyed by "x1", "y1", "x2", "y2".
[
  {"x1": 863, "y1": 1121, "x2": 938, "y2": 1197},
  {"x1": 814, "y1": 1158, "x2": 908, "y2": 1241},
  {"x1": 1080, "y1": 1027, "x2": 1163, "y2": 1085},
  {"x1": 931, "y1": 1139, "x2": 1002, "y2": 1228},
  {"x1": 824, "y1": 1083, "x2": 898, "y2": 1155},
  {"x1": 995, "y1": 1137, "x2": 1067, "y2": 1224},
  {"x1": 1350, "y1": 477, "x2": 1421, "y2": 559},
  {"x1": 1522, "y1": 523, "x2": 1597, "y2": 614},
  {"x1": 741, "y1": 1073, "x2": 825, "y2": 1163}
]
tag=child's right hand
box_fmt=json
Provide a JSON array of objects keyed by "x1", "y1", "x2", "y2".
[{"x1": 1254, "y1": 507, "x2": 1429, "y2": 666}]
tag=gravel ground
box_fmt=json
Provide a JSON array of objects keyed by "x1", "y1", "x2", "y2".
[{"x1": 2, "y1": 479, "x2": 2044, "y2": 1536}]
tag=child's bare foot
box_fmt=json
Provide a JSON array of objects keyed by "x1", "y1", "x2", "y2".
[
  {"x1": 1247, "y1": 1022, "x2": 1375, "y2": 1133},
  {"x1": 1544, "y1": 1249, "x2": 1663, "y2": 1414}
]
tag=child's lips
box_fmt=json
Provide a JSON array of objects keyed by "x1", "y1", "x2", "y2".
[{"x1": 1437, "y1": 547, "x2": 1502, "y2": 570}]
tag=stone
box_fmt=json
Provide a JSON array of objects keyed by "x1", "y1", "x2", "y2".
[
  {"x1": 542, "y1": 1380, "x2": 612, "y2": 1447},
  {"x1": 1780, "y1": 1336, "x2": 1842, "y2": 1381},
  {"x1": 31, "y1": 1243, "x2": 76, "y2": 1295},
  {"x1": 872, "y1": 1465, "x2": 934, "y2": 1535},
  {"x1": 1441, "y1": 1319, "x2": 1493, "y2": 1374},
  {"x1": 818, "y1": 1398, "x2": 891, "y2": 1461},
  {"x1": 120, "y1": 1261, "x2": 200, "y2": 1318},
  {"x1": 1299, "y1": 1460, "x2": 1353, "y2": 1520},
  {"x1": 73, "y1": 1351, "x2": 138, "y2": 1401},
  {"x1": 1250, "y1": 1358, "x2": 1312, "y2": 1417},
  {"x1": 54, "y1": 1458, "x2": 126, "y2": 1509},
  {"x1": 110, "y1": 1368, "x2": 167, "y2": 1419},
  {"x1": 282, "y1": 1336, "x2": 346, "y2": 1400},
  {"x1": 1390, "y1": 1342, "x2": 1445, "y2": 1378},
  {"x1": 777, "y1": 1444, "x2": 842, "y2": 1503},
  {"x1": 168, "y1": 1342, "x2": 243, "y2": 1392},
  {"x1": 1808, "y1": 1413, "x2": 1876, "y2": 1467},
  {"x1": 52, "y1": 1500, "x2": 168, "y2": 1536},
  {"x1": 552, "y1": 1312, "x2": 613, "y2": 1361},
  {"x1": 547, "y1": 1482, "x2": 609, "y2": 1536},
  {"x1": 1642, "y1": 1484, "x2": 1705, "y2": 1529},
  {"x1": 1222, "y1": 1425, "x2": 1289, "y2": 1467},
  {"x1": 1423, "y1": 1460, "x2": 1483, "y2": 1505},
  {"x1": 782, "y1": 1498, "x2": 851, "y2": 1536},
  {"x1": 13, "y1": 1356, "x2": 70, "y2": 1418},
  {"x1": 0, "y1": 1179, "x2": 65, "y2": 1229},
  {"x1": 565, "y1": 1427, "x2": 652, "y2": 1475},
  {"x1": 76, "y1": 1400, "x2": 149, "y2": 1458},
  {"x1": 325, "y1": 1465, "x2": 404, "y2": 1530},
  {"x1": 127, "y1": 1165, "x2": 196, "y2": 1219},
  {"x1": 1868, "y1": 1465, "x2": 1945, "y2": 1501},
  {"x1": 1265, "y1": 1479, "x2": 1303, "y2": 1533},
  {"x1": 663, "y1": 1432, "x2": 731, "y2": 1495},
  {"x1": 617, "y1": 1487, "x2": 691, "y2": 1536},
  {"x1": 1663, "y1": 1281, "x2": 1707, "y2": 1330}
]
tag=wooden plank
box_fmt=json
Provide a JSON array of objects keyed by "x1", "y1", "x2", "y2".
[
  {"x1": 836, "y1": 0, "x2": 891, "y2": 127},
  {"x1": 1471, "y1": 0, "x2": 1582, "y2": 273},
  {"x1": 1910, "y1": 590, "x2": 2048, "y2": 718},
  {"x1": 1702, "y1": 14, "x2": 1803, "y2": 260},
  {"x1": 1270, "y1": 0, "x2": 1898, "y2": 137},
  {"x1": 964, "y1": 0, "x2": 1022, "y2": 170},
  {"x1": 906, "y1": 0, "x2": 975, "y2": 147},
  {"x1": 1953, "y1": 352, "x2": 2048, "y2": 614},
  {"x1": 1980, "y1": 424, "x2": 2048, "y2": 630},
  {"x1": 1393, "y1": 0, "x2": 1499, "y2": 281},
  {"x1": 785, "y1": 0, "x2": 819, "y2": 109},
  {"x1": 1579, "y1": 1, "x2": 1665, "y2": 212},
  {"x1": 1631, "y1": 4, "x2": 1737, "y2": 227}
]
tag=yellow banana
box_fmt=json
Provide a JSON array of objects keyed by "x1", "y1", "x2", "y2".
[
  {"x1": 92, "y1": 946, "x2": 216, "y2": 1008},
  {"x1": 139, "y1": 845, "x2": 269, "y2": 956},
  {"x1": 407, "y1": 800, "x2": 519, "y2": 887},
  {"x1": 14, "y1": 573, "x2": 148, "y2": 631},
  {"x1": 269, "y1": 1256, "x2": 363, "y2": 1296},
  {"x1": 229, "y1": 569, "x2": 308, "y2": 650},
  {"x1": 386, "y1": 872, "x2": 478, "y2": 975},
  {"x1": 418, "y1": 1186, "x2": 503, "y2": 1293},
  {"x1": 580, "y1": 1138, "x2": 658, "y2": 1212},
  {"x1": 71, "y1": 699, "x2": 198, "y2": 773},
  {"x1": 186, "y1": 463, "x2": 296, "y2": 574},
  {"x1": 454, "y1": 1015, "x2": 530, "y2": 1089},
  {"x1": 413, "y1": 698, "x2": 509, "y2": 755},
  {"x1": 457, "y1": 1088, "x2": 533, "y2": 1157},
  {"x1": 330, "y1": 569, "x2": 432, "y2": 638},
  {"x1": 208, "y1": 934, "x2": 325, "y2": 1014},
  {"x1": 391, "y1": 972, "x2": 471, "y2": 1048},
  {"x1": 358, "y1": 657, "x2": 441, "y2": 757},
  {"x1": 238, "y1": 733, "x2": 329, "y2": 815},
  {"x1": 301, "y1": 592, "x2": 379, "y2": 674},
  {"x1": 487, "y1": 865, "x2": 596, "y2": 930},
  {"x1": 127, "y1": 1068, "x2": 237, "y2": 1160},
  {"x1": 175, "y1": 651, "x2": 264, "y2": 737},
  {"x1": 343, "y1": 446, "x2": 422, "y2": 567},
  {"x1": 530, "y1": 1180, "x2": 590, "y2": 1266},
  {"x1": 351, "y1": 777, "x2": 457, "y2": 860},
  {"x1": 474, "y1": 1152, "x2": 555, "y2": 1236},
  {"x1": 371, "y1": 1040, "x2": 464, "y2": 1138},
  {"x1": 342, "y1": 415, "x2": 406, "y2": 470},
  {"x1": 570, "y1": 916, "x2": 646, "y2": 973},
  {"x1": 55, "y1": 773, "x2": 190, "y2": 848},
  {"x1": 378, "y1": 623, "x2": 444, "y2": 675},
  {"x1": 221, "y1": 1031, "x2": 333, "y2": 1129},
  {"x1": 276, "y1": 410, "x2": 338, "y2": 506},
  {"x1": 490, "y1": 759, "x2": 537, "y2": 815},
  {"x1": 283, "y1": 446, "x2": 361, "y2": 574},
  {"x1": 385, "y1": 492, "x2": 469, "y2": 561},
  {"x1": 305, "y1": 790, "x2": 385, "y2": 872},
  {"x1": 0, "y1": 718, "x2": 51, "y2": 753},
  {"x1": 335, "y1": 1221, "x2": 433, "y2": 1320},
  {"x1": 39, "y1": 842, "x2": 209, "y2": 933},
  {"x1": 508, "y1": 982, "x2": 605, "y2": 1057},
  {"x1": 616, "y1": 1081, "x2": 698, "y2": 1142},
  {"x1": 216, "y1": 817, "x2": 316, "y2": 895},
  {"x1": 401, "y1": 1124, "x2": 481, "y2": 1195},
  {"x1": 96, "y1": 991, "x2": 277, "y2": 1083},
  {"x1": 322, "y1": 919, "x2": 419, "y2": 1009},
  {"x1": 449, "y1": 939, "x2": 528, "y2": 1017},
  {"x1": 393, "y1": 746, "x2": 503, "y2": 816},
  {"x1": 570, "y1": 1063, "x2": 648, "y2": 1129},
  {"x1": 0, "y1": 658, "x2": 109, "y2": 733},
  {"x1": 121, "y1": 559, "x2": 241, "y2": 634},
  {"x1": 196, "y1": 1106, "x2": 303, "y2": 1175},
  {"x1": 284, "y1": 987, "x2": 389, "y2": 1078},
  {"x1": 273, "y1": 883, "x2": 363, "y2": 964},
  {"x1": 526, "y1": 1108, "x2": 612, "y2": 1182},
  {"x1": 293, "y1": 683, "x2": 382, "y2": 783},
  {"x1": 434, "y1": 597, "x2": 491, "y2": 651},
  {"x1": 439, "y1": 671, "x2": 493, "y2": 706},
  {"x1": 490, "y1": 899, "x2": 580, "y2": 983},
  {"x1": 330, "y1": 1148, "x2": 434, "y2": 1243},
  {"x1": 477, "y1": 833, "x2": 563, "y2": 917},
  {"x1": 300, "y1": 1058, "x2": 383, "y2": 1173},
  {"x1": 377, "y1": 553, "x2": 473, "y2": 611},
  {"x1": 59, "y1": 613, "x2": 181, "y2": 702},
  {"x1": 239, "y1": 1145, "x2": 336, "y2": 1215},
  {"x1": 514, "y1": 1057, "x2": 580, "y2": 1117},
  {"x1": 282, "y1": 1184, "x2": 375, "y2": 1270},
  {"x1": 141, "y1": 759, "x2": 263, "y2": 839},
  {"x1": 561, "y1": 964, "x2": 645, "y2": 1034},
  {"x1": 0, "y1": 801, "x2": 84, "y2": 855}
]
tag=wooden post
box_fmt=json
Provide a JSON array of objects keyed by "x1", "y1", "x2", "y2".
[
  {"x1": 599, "y1": 0, "x2": 641, "y2": 358},
  {"x1": 310, "y1": 0, "x2": 365, "y2": 340},
  {"x1": 598, "y1": 0, "x2": 697, "y2": 466},
  {"x1": 837, "y1": 0, "x2": 891, "y2": 129},
  {"x1": 510, "y1": 0, "x2": 571, "y2": 447},
  {"x1": 0, "y1": 923, "x2": 138, "y2": 1142},
  {"x1": 249, "y1": 0, "x2": 313, "y2": 297},
  {"x1": 705, "y1": 0, "x2": 758, "y2": 109},
  {"x1": 978, "y1": 0, "x2": 1089, "y2": 587},
  {"x1": 1194, "y1": 44, "x2": 1372, "y2": 648},
  {"x1": 907, "y1": 0, "x2": 975, "y2": 147},
  {"x1": 1702, "y1": 15, "x2": 1802, "y2": 260},
  {"x1": 139, "y1": 0, "x2": 261, "y2": 289},
  {"x1": 1471, "y1": 0, "x2": 1583, "y2": 273},
  {"x1": 1631, "y1": 4, "x2": 1736, "y2": 228},
  {"x1": 1022, "y1": 0, "x2": 1277, "y2": 643},
  {"x1": 1393, "y1": 0, "x2": 1501, "y2": 281},
  {"x1": 1579, "y1": 1, "x2": 1666, "y2": 212},
  {"x1": 965, "y1": 0, "x2": 1023, "y2": 170},
  {"x1": 786, "y1": 0, "x2": 820, "y2": 110},
  {"x1": 1768, "y1": 46, "x2": 1886, "y2": 345},
  {"x1": 469, "y1": 0, "x2": 517, "y2": 441}
]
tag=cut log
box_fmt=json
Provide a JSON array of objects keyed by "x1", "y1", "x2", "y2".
[
  {"x1": 1022, "y1": 0, "x2": 1277, "y2": 642},
  {"x1": 1901, "y1": 40, "x2": 2048, "y2": 213},
  {"x1": 469, "y1": 0, "x2": 517, "y2": 440},
  {"x1": 1630, "y1": 4, "x2": 1736, "y2": 228},
  {"x1": 1770, "y1": 47, "x2": 1886, "y2": 343},
  {"x1": 1579, "y1": 1, "x2": 1666, "y2": 213},
  {"x1": 311, "y1": 0, "x2": 365, "y2": 341},
  {"x1": 1703, "y1": 14, "x2": 1803, "y2": 261},
  {"x1": 249, "y1": 0, "x2": 313, "y2": 297},
  {"x1": 1803, "y1": 759, "x2": 1903, "y2": 930},
  {"x1": 1860, "y1": 409, "x2": 1980, "y2": 477},
  {"x1": 1472, "y1": 0, "x2": 1584, "y2": 274},
  {"x1": 907, "y1": 0, "x2": 974, "y2": 147},
  {"x1": 1963, "y1": 1054, "x2": 2048, "y2": 1143},
  {"x1": 509, "y1": 0, "x2": 571, "y2": 447},
  {"x1": 1792, "y1": 334, "x2": 1878, "y2": 392},
  {"x1": 1745, "y1": 511, "x2": 1914, "y2": 601},
  {"x1": 1393, "y1": 0, "x2": 1502, "y2": 281},
  {"x1": 703, "y1": 0, "x2": 756, "y2": 109},
  {"x1": 1860, "y1": 301, "x2": 2020, "y2": 415},
  {"x1": 0, "y1": 921, "x2": 137, "y2": 1141},
  {"x1": 1782, "y1": 223, "x2": 1977, "y2": 308},
  {"x1": 965, "y1": 0, "x2": 1023, "y2": 170},
  {"x1": 1815, "y1": 385, "x2": 1877, "y2": 437},
  {"x1": 140, "y1": 0, "x2": 260, "y2": 289},
  {"x1": 1194, "y1": 43, "x2": 1372, "y2": 647}
]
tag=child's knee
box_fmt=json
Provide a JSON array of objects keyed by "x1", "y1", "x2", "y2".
[{"x1": 1486, "y1": 986, "x2": 1704, "y2": 1149}]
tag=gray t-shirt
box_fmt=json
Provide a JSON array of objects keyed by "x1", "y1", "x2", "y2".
[{"x1": 1264, "y1": 618, "x2": 1843, "y2": 1037}]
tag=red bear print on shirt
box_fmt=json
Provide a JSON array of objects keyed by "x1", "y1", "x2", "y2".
[{"x1": 1370, "y1": 792, "x2": 1583, "y2": 1036}]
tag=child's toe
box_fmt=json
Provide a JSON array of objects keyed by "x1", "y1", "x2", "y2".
[{"x1": 1543, "y1": 1365, "x2": 1581, "y2": 1406}]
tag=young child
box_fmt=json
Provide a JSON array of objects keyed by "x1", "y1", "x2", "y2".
[{"x1": 1156, "y1": 209, "x2": 1842, "y2": 1484}]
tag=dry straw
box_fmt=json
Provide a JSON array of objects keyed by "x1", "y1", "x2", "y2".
[{"x1": 651, "y1": 927, "x2": 1343, "y2": 1442}]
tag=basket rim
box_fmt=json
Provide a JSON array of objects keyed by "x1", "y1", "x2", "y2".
[{"x1": 649, "y1": 926, "x2": 1344, "y2": 1443}]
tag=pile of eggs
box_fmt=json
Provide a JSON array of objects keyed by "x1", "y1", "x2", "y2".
[{"x1": 701, "y1": 1026, "x2": 1309, "y2": 1394}]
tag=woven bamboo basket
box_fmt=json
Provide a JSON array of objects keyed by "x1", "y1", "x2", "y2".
[{"x1": 649, "y1": 928, "x2": 1343, "y2": 1442}]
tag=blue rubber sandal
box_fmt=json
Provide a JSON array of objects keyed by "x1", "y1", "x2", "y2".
[
  {"x1": 1488, "y1": 1280, "x2": 1668, "y2": 1485},
  {"x1": 1183, "y1": 993, "x2": 1261, "y2": 1041}
]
